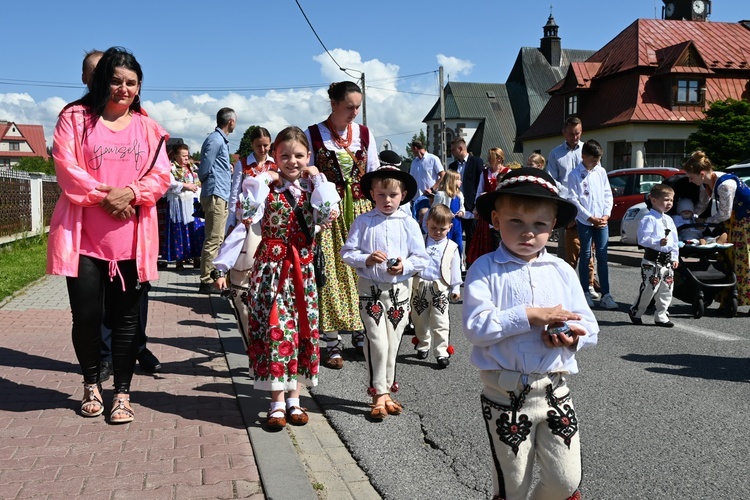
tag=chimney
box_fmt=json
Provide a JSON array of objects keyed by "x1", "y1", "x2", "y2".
[{"x1": 540, "y1": 14, "x2": 562, "y2": 66}]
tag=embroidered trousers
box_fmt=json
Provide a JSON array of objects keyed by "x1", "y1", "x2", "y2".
[
  {"x1": 358, "y1": 278, "x2": 410, "y2": 395},
  {"x1": 630, "y1": 259, "x2": 673, "y2": 323},
  {"x1": 480, "y1": 370, "x2": 581, "y2": 500},
  {"x1": 411, "y1": 279, "x2": 451, "y2": 357}
]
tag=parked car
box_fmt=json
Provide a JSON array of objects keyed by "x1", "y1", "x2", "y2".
[
  {"x1": 620, "y1": 161, "x2": 750, "y2": 244},
  {"x1": 607, "y1": 167, "x2": 684, "y2": 237}
]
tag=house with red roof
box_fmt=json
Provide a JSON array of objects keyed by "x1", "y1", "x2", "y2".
[
  {"x1": 422, "y1": 13, "x2": 595, "y2": 165},
  {"x1": 0, "y1": 121, "x2": 49, "y2": 169},
  {"x1": 519, "y1": 2, "x2": 750, "y2": 170}
]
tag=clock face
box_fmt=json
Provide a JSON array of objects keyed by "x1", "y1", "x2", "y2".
[
  {"x1": 666, "y1": 2, "x2": 675, "y2": 16},
  {"x1": 693, "y1": 0, "x2": 705, "y2": 14}
]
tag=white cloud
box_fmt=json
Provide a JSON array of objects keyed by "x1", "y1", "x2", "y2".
[
  {"x1": 0, "y1": 50, "x2": 438, "y2": 159},
  {"x1": 436, "y1": 54, "x2": 475, "y2": 79}
]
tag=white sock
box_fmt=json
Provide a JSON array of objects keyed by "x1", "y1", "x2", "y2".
[
  {"x1": 286, "y1": 398, "x2": 303, "y2": 415},
  {"x1": 269, "y1": 401, "x2": 285, "y2": 416}
]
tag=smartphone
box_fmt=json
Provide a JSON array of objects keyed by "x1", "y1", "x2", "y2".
[{"x1": 547, "y1": 322, "x2": 572, "y2": 336}]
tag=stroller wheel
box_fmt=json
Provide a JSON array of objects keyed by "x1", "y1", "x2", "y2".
[
  {"x1": 724, "y1": 297, "x2": 738, "y2": 318},
  {"x1": 693, "y1": 297, "x2": 705, "y2": 319}
]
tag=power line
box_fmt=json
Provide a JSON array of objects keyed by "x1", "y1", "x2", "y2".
[
  {"x1": 294, "y1": 0, "x2": 361, "y2": 81},
  {"x1": 0, "y1": 70, "x2": 439, "y2": 93}
]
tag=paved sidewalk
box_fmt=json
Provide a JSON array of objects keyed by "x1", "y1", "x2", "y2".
[{"x1": 0, "y1": 268, "x2": 380, "y2": 499}]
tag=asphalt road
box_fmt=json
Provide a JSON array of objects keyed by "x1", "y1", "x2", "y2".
[{"x1": 309, "y1": 261, "x2": 750, "y2": 500}]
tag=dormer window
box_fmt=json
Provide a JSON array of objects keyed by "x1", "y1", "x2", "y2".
[
  {"x1": 675, "y1": 79, "x2": 704, "y2": 105},
  {"x1": 566, "y1": 94, "x2": 578, "y2": 116}
]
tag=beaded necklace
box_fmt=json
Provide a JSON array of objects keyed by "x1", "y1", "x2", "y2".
[{"x1": 325, "y1": 117, "x2": 353, "y2": 149}]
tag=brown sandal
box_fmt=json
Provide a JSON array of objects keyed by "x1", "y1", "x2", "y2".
[
  {"x1": 266, "y1": 408, "x2": 287, "y2": 429},
  {"x1": 81, "y1": 383, "x2": 103, "y2": 417},
  {"x1": 384, "y1": 399, "x2": 403, "y2": 415},
  {"x1": 287, "y1": 406, "x2": 309, "y2": 426},
  {"x1": 369, "y1": 404, "x2": 387, "y2": 420},
  {"x1": 110, "y1": 396, "x2": 134, "y2": 424}
]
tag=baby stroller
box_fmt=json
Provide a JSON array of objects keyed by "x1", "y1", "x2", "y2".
[
  {"x1": 673, "y1": 222, "x2": 737, "y2": 318},
  {"x1": 657, "y1": 175, "x2": 737, "y2": 317}
]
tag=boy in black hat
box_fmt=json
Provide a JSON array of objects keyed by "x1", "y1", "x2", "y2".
[
  {"x1": 341, "y1": 166, "x2": 428, "y2": 420},
  {"x1": 463, "y1": 167, "x2": 599, "y2": 500}
]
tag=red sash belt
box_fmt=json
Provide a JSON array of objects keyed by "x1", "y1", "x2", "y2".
[{"x1": 265, "y1": 238, "x2": 311, "y2": 342}]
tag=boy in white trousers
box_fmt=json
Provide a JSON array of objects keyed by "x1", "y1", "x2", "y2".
[
  {"x1": 630, "y1": 184, "x2": 679, "y2": 327},
  {"x1": 411, "y1": 203, "x2": 462, "y2": 368},
  {"x1": 341, "y1": 166, "x2": 428, "y2": 420},
  {"x1": 464, "y1": 167, "x2": 598, "y2": 500}
]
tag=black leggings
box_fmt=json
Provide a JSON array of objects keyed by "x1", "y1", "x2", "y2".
[{"x1": 67, "y1": 256, "x2": 144, "y2": 393}]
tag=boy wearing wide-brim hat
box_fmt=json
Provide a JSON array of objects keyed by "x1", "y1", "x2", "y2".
[
  {"x1": 464, "y1": 167, "x2": 599, "y2": 500},
  {"x1": 341, "y1": 166, "x2": 428, "y2": 420}
]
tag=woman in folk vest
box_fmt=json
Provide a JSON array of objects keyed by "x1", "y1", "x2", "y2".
[
  {"x1": 685, "y1": 150, "x2": 750, "y2": 307},
  {"x1": 305, "y1": 81, "x2": 380, "y2": 369}
]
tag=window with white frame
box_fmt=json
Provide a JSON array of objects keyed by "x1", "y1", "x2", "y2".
[{"x1": 566, "y1": 95, "x2": 578, "y2": 116}]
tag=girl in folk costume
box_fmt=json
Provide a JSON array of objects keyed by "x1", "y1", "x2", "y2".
[
  {"x1": 466, "y1": 147, "x2": 510, "y2": 267},
  {"x1": 218, "y1": 127, "x2": 275, "y2": 350},
  {"x1": 161, "y1": 144, "x2": 204, "y2": 269},
  {"x1": 433, "y1": 170, "x2": 466, "y2": 257},
  {"x1": 305, "y1": 81, "x2": 380, "y2": 368},
  {"x1": 220, "y1": 126, "x2": 340, "y2": 430}
]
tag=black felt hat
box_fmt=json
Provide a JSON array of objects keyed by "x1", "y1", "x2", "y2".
[
  {"x1": 378, "y1": 149, "x2": 402, "y2": 168},
  {"x1": 475, "y1": 167, "x2": 578, "y2": 229},
  {"x1": 360, "y1": 166, "x2": 418, "y2": 206}
]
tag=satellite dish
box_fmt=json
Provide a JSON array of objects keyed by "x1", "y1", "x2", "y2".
[{"x1": 380, "y1": 139, "x2": 392, "y2": 152}]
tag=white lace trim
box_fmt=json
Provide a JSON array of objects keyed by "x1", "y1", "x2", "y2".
[{"x1": 498, "y1": 175, "x2": 558, "y2": 195}]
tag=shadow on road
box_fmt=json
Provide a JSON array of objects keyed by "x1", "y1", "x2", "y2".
[{"x1": 622, "y1": 353, "x2": 750, "y2": 383}]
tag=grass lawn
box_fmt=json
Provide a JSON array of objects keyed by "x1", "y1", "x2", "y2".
[{"x1": 0, "y1": 236, "x2": 48, "y2": 302}]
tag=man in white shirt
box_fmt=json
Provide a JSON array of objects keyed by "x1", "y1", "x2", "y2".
[
  {"x1": 409, "y1": 140, "x2": 444, "y2": 198},
  {"x1": 546, "y1": 116, "x2": 598, "y2": 299}
]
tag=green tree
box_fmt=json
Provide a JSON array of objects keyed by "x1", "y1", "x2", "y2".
[
  {"x1": 236, "y1": 125, "x2": 261, "y2": 159},
  {"x1": 402, "y1": 129, "x2": 427, "y2": 171},
  {"x1": 13, "y1": 156, "x2": 55, "y2": 175},
  {"x1": 687, "y1": 98, "x2": 750, "y2": 169}
]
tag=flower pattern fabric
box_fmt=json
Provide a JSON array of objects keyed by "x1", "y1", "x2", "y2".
[{"x1": 244, "y1": 174, "x2": 340, "y2": 391}]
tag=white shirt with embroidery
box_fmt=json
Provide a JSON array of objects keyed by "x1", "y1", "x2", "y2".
[
  {"x1": 463, "y1": 243, "x2": 598, "y2": 374},
  {"x1": 341, "y1": 208, "x2": 428, "y2": 284}
]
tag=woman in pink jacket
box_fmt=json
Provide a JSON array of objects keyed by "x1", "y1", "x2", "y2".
[{"x1": 47, "y1": 47, "x2": 170, "y2": 424}]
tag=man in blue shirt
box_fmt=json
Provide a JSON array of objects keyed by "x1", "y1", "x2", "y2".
[{"x1": 198, "y1": 107, "x2": 236, "y2": 293}]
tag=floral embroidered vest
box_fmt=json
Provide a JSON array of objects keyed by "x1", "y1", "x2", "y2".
[{"x1": 308, "y1": 123, "x2": 370, "y2": 201}]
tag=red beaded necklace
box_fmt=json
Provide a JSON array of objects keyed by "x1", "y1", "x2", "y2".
[{"x1": 325, "y1": 117, "x2": 352, "y2": 149}]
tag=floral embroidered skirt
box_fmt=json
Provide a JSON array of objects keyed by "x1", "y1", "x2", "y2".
[
  {"x1": 728, "y1": 215, "x2": 750, "y2": 306},
  {"x1": 317, "y1": 198, "x2": 372, "y2": 332},
  {"x1": 247, "y1": 240, "x2": 320, "y2": 391}
]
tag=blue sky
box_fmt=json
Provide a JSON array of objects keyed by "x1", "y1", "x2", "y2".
[{"x1": 1, "y1": 0, "x2": 747, "y2": 157}]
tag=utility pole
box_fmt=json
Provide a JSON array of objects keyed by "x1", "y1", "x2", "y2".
[
  {"x1": 361, "y1": 72, "x2": 367, "y2": 126},
  {"x1": 439, "y1": 66, "x2": 446, "y2": 166}
]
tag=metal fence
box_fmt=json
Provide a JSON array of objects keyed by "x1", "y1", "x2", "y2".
[{"x1": 0, "y1": 169, "x2": 59, "y2": 243}]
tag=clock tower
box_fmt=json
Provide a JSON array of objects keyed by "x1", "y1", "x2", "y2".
[{"x1": 662, "y1": 0, "x2": 711, "y2": 21}]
